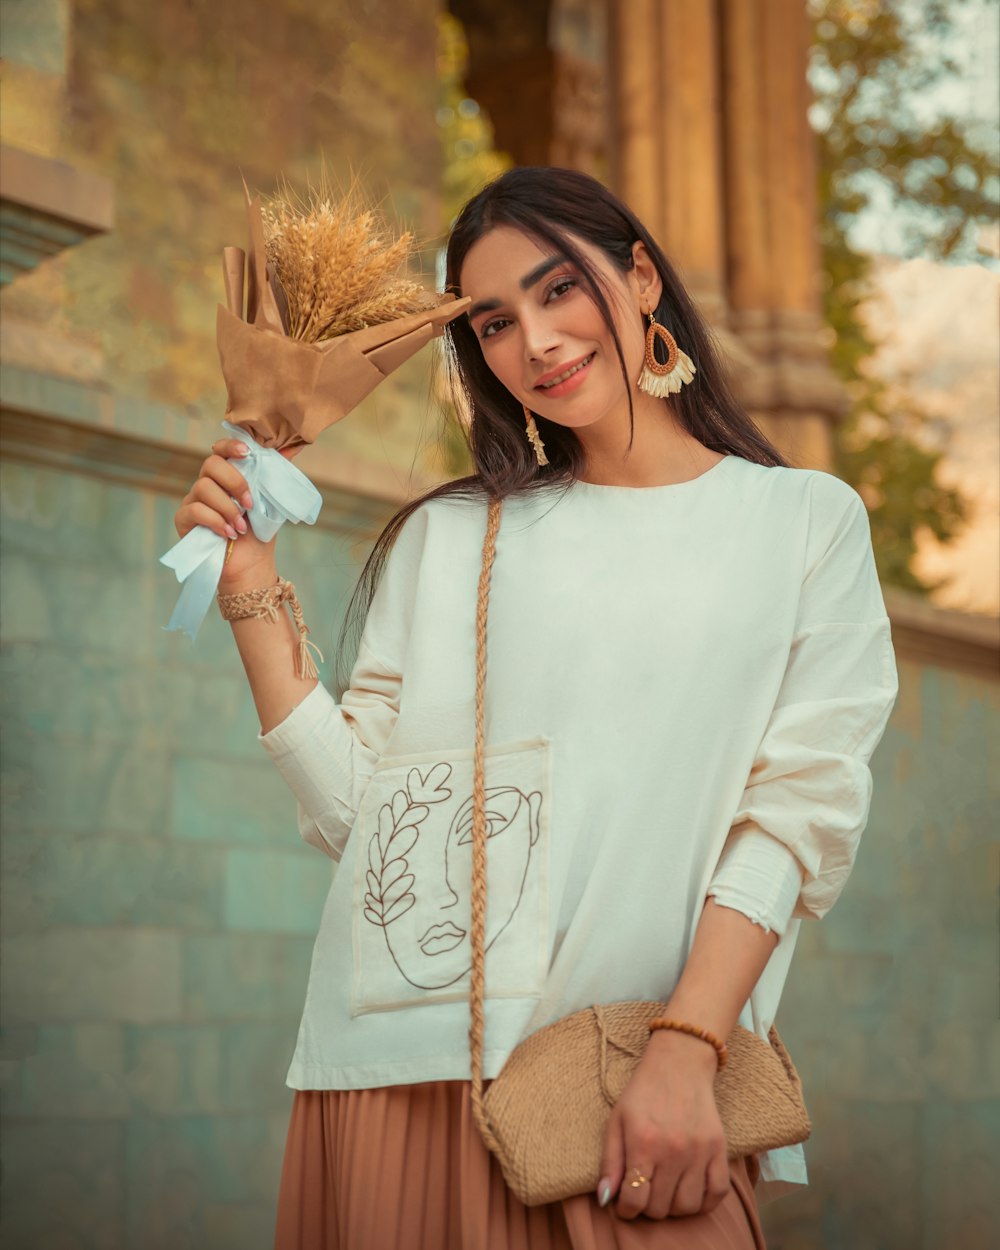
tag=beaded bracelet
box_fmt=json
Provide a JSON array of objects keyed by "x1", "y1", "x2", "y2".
[
  {"x1": 647, "y1": 1017, "x2": 729, "y2": 1070},
  {"x1": 217, "y1": 574, "x2": 325, "y2": 682}
]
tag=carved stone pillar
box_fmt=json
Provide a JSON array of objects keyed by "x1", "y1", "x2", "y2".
[
  {"x1": 608, "y1": 0, "x2": 761, "y2": 409},
  {"x1": 549, "y1": 50, "x2": 608, "y2": 177},
  {"x1": 721, "y1": 0, "x2": 845, "y2": 466},
  {"x1": 607, "y1": 0, "x2": 660, "y2": 228},
  {"x1": 657, "y1": 1, "x2": 727, "y2": 323}
]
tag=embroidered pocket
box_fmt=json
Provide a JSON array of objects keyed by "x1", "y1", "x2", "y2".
[{"x1": 350, "y1": 735, "x2": 552, "y2": 1017}]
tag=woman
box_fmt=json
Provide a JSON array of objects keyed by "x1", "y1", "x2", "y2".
[{"x1": 173, "y1": 167, "x2": 898, "y2": 1248}]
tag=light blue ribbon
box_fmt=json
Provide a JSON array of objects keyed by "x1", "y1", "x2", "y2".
[{"x1": 159, "y1": 420, "x2": 323, "y2": 642}]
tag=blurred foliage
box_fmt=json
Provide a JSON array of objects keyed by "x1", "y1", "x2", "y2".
[
  {"x1": 432, "y1": 13, "x2": 512, "y2": 479},
  {"x1": 809, "y1": 0, "x2": 998, "y2": 595},
  {"x1": 437, "y1": 13, "x2": 512, "y2": 232}
]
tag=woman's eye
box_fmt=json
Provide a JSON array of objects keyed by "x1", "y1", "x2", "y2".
[
  {"x1": 546, "y1": 277, "x2": 577, "y2": 301},
  {"x1": 481, "y1": 317, "x2": 509, "y2": 339}
]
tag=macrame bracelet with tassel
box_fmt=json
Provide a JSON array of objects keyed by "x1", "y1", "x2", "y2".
[
  {"x1": 217, "y1": 574, "x2": 325, "y2": 681},
  {"x1": 647, "y1": 1017, "x2": 729, "y2": 1070}
]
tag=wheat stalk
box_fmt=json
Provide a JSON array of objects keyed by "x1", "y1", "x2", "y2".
[{"x1": 260, "y1": 173, "x2": 433, "y2": 344}]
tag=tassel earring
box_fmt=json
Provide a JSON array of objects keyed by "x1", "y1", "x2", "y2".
[
  {"x1": 638, "y1": 311, "x2": 697, "y2": 397},
  {"x1": 523, "y1": 405, "x2": 549, "y2": 466}
]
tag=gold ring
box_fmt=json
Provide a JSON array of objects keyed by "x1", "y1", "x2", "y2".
[{"x1": 628, "y1": 1168, "x2": 649, "y2": 1188}]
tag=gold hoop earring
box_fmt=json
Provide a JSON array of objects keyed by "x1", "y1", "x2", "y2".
[
  {"x1": 638, "y1": 311, "x2": 697, "y2": 397},
  {"x1": 523, "y1": 405, "x2": 549, "y2": 466}
]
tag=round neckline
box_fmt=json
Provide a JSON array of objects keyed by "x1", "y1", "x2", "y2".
[{"x1": 569, "y1": 454, "x2": 734, "y2": 493}]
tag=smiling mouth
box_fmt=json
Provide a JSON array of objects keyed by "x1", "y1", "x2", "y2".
[
  {"x1": 535, "y1": 352, "x2": 596, "y2": 390},
  {"x1": 418, "y1": 921, "x2": 467, "y2": 956}
]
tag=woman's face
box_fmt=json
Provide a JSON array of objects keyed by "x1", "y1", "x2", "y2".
[{"x1": 458, "y1": 224, "x2": 660, "y2": 431}]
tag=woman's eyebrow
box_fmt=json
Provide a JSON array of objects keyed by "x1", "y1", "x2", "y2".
[
  {"x1": 466, "y1": 254, "x2": 571, "y2": 322},
  {"x1": 519, "y1": 254, "x2": 570, "y2": 291}
]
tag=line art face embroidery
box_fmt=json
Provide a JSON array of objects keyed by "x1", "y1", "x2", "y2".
[{"x1": 362, "y1": 760, "x2": 543, "y2": 991}]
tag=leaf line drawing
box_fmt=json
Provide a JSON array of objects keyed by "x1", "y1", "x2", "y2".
[{"x1": 363, "y1": 762, "x2": 453, "y2": 928}]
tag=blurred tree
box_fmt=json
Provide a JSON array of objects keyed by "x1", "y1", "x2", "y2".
[
  {"x1": 437, "y1": 13, "x2": 513, "y2": 228},
  {"x1": 430, "y1": 12, "x2": 512, "y2": 478},
  {"x1": 809, "y1": 0, "x2": 998, "y2": 595}
]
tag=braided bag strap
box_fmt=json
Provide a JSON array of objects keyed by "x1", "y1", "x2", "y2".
[{"x1": 468, "y1": 495, "x2": 504, "y2": 1153}]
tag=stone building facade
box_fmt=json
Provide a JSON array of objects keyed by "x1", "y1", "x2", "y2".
[{"x1": 1, "y1": 2, "x2": 997, "y2": 1247}]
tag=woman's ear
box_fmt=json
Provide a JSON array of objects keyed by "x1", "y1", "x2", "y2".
[{"x1": 630, "y1": 241, "x2": 663, "y2": 313}]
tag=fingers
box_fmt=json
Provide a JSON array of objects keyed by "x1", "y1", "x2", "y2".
[
  {"x1": 700, "y1": 1151, "x2": 733, "y2": 1214},
  {"x1": 190, "y1": 475, "x2": 249, "y2": 535},
  {"x1": 658, "y1": 1158, "x2": 730, "y2": 1219},
  {"x1": 211, "y1": 436, "x2": 250, "y2": 460},
  {"x1": 616, "y1": 1153, "x2": 730, "y2": 1222},
  {"x1": 597, "y1": 1113, "x2": 626, "y2": 1211},
  {"x1": 204, "y1": 441, "x2": 254, "y2": 510},
  {"x1": 648, "y1": 1162, "x2": 701, "y2": 1220},
  {"x1": 183, "y1": 500, "x2": 243, "y2": 542},
  {"x1": 611, "y1": 1131, "x2": 730, "y2": 1221},
  {"x1": 613, "y1": 1160, "x2": 657, "y2": 1220},
  {"x1": 173, "y1": 439, "x2": 253, "y2": 541}
]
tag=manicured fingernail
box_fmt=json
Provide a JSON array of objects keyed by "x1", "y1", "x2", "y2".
[
  {"x1": 241, "y1": 491, "x2": 253, "y2": 510},
  {"x1": 598, "y1": 1179, "x2": 612, "y2": 1208},
  {"x1": 224, "y1": 524, "x2": 238, "y2": 540},
  {"x1": 235, "y1": 443, "x2": 250, "y2": 456},
  {"x1": 234, "y1": 515, "x2": 247, "y2": 534}
]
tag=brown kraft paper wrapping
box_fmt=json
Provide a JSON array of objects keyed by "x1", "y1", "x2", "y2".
[{"x1": 217, "y1": 183, "x2": 470, "y2": 452}]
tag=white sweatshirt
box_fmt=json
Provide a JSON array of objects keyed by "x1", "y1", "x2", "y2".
[{"x1": 257, "y1": 453, "x2": 899, "y2": 1203}]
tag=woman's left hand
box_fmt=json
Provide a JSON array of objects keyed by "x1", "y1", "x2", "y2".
[{"x1": 597, "y1": 1029, "x2": 732, "y2": 1220}]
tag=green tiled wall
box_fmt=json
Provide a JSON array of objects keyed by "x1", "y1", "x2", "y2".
[
  {"x1": 1, "y1": 455, "x2": 373, "y2": 1249},
  {"x1": 760, "y1": 656, "x2": 1000, "y2": 1249}
]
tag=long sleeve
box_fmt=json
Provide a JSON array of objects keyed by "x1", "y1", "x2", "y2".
[
  {"x1": 707, "y1": 476, "x2": 899, "y2": 925},
  {"x1": 706, "y1": 825, "x2": 805, "y2": 937},
  {"x1": 256, "y1": 508, "x2": 425, "y2": 860},
  {"x1": 256, "y1": 638, "x2": 402, "y2": 861}
]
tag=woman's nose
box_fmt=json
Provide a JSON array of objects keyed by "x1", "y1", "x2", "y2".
[{"x1": 521, "y1": 314, "x2": 562, "y2": 363}]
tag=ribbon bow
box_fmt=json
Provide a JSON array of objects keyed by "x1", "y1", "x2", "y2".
[{"x1": 159, "y1": 420, "x2": 323, "y2": 641}]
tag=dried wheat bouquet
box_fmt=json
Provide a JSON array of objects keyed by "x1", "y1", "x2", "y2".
[
  {"x1": 159, "y1": 175, "x2": 468, "y2": 656},
  {"x1": 215, "y1": 174, "x2": 469, "y2": 452},
  {"x1": 261, "y1": 175, "x2": 437, "y2": 343}
]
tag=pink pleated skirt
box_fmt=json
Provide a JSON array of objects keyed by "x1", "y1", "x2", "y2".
[{"x1": 273, "y1": 1080, "x2": 768, "y2": 1250}]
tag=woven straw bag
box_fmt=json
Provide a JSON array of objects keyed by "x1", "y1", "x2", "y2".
[{"x1": 466, "y1": 495, "x2": 812, "y2": 1207}]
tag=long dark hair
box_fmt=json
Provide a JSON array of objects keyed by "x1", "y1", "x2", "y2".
[{"x1": 331, "y1": 166, "x2": 789, "y2": 694}]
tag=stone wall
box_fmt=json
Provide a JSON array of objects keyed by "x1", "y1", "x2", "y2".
[
  {"x1": 1, "y1": 439, "x2": 381, "y2": 1247},
  {"x1": 1, "y1": 2, "x2": 444, "y2": 1247},
  {"x1": 1, "y1": 0, "x2": 448, "y2": 476},
  {"x1": 760, "y1": 653, "x2": 999, "y2": 1249}
]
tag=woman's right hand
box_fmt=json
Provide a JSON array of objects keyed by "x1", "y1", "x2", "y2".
[{"x1": 173, "y1": 436, "x2": 304, "y2": 589}]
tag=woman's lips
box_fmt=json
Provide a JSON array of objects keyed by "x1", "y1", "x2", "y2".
[
  {"x1": 418, "y1": 921, "x2": 467, "y2": 956},
  {"x1": 534, "y1": 352, "x2": 595, "y2": 399}
]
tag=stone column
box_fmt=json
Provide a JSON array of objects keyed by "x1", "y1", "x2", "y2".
[
  {"x1": 610, "y1": 0, "x2": 727, "y2": 322},
  {"x1": 608, "y1": 0, "x2": 758, "y2": 408},
  {"x1": 721, "y1": 0, "x2": 844, "y2": 466},
  {"x1": 608, "y1": 0, "x2": 662, "y2": 230},
  {"x1": 657, "y1": 0, "x2": 727, "y2": 322},
  {"x1": 760, "y1": 0, "x2": 822, "y2": 320},
  {"x1": 721, "y1": 0, "x2": 770, "y2": 344}
]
